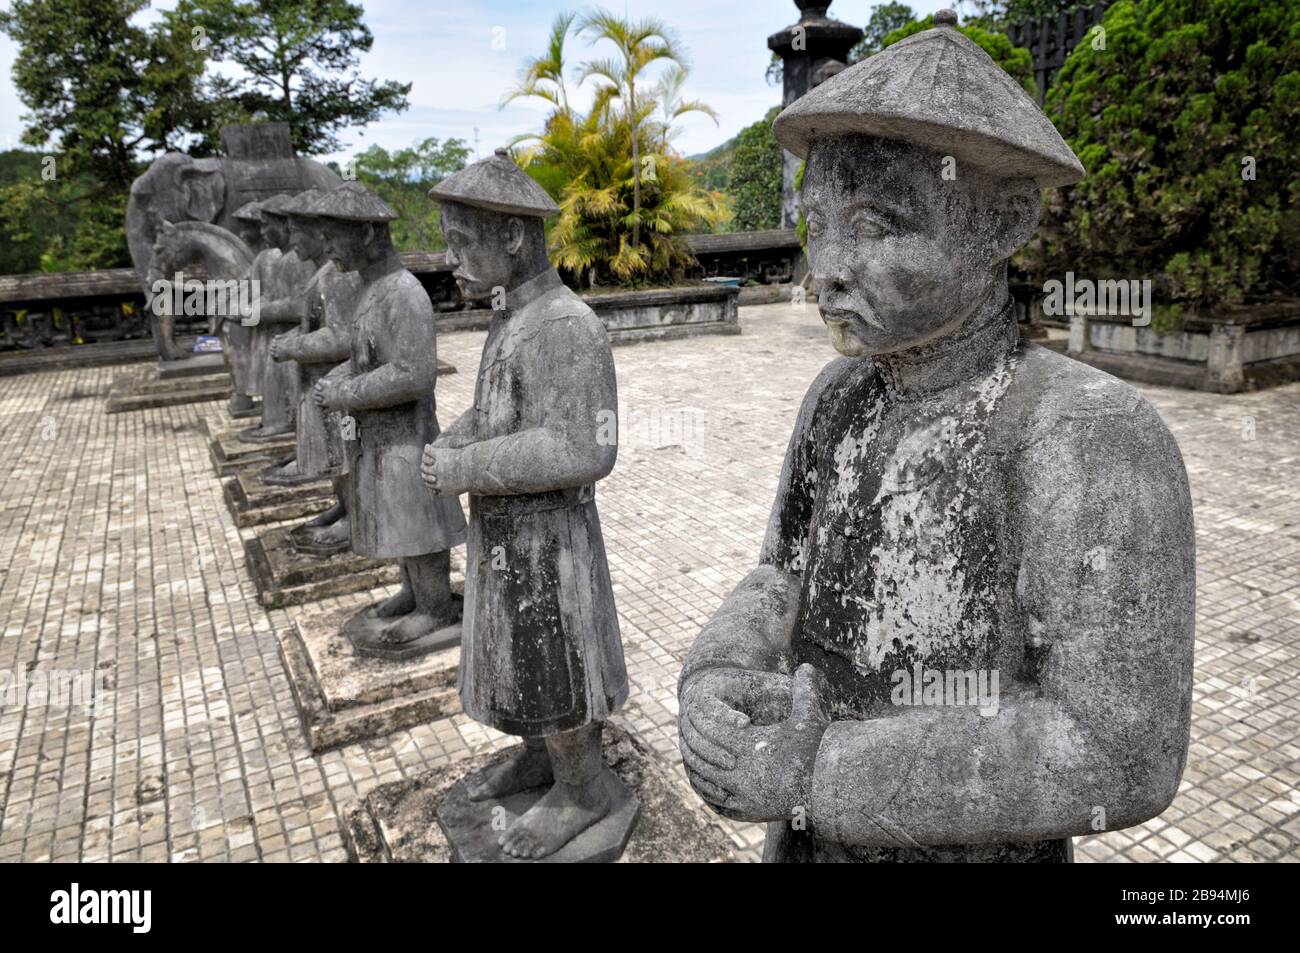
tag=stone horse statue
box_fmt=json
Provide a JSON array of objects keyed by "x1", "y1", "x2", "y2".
[
  {"x1": 146, "y1": 221, "x2": 259, "y2": 396},
  {"x1": 127, "y1": 123, "x2": 341, "y2": 360}
]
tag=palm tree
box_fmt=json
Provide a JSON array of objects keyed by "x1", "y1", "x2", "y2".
[
  {"x1": 653, "y1": 65, "x2": 718, "y2": 150},
  {"x1": 500, "y1": 11, "x2": 578, "y2": 114},
  {"x1": 576, "y1": 9, "x2": 685, "y2": 249}
]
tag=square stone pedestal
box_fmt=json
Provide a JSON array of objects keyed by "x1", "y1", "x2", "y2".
[
  {"x1": 276, "y1": 603, "x2": 462, "y2": 752},
  {"x1": 223, "y1": 468, "x2": 334, "y2": 528},
  {"x1": 342, "y1": 725, "x2": 739, "y2": 863},
  {"x1": 244, "y1": 526, "x2": 400, "y2": 608},
  {"x1": 206, "y1": 417, "x2": 295, "y2": 476},
  {"x1": 106, "y1": 364, "x2": 230, "y2": 413},
  {"x1": 157, "y1": 352, "x2": 226, "y2": 379}
]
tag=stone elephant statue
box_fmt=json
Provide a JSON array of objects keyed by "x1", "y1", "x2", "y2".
[{"x1": 127, "y1": 123, "x2": 342, "y2": 360}]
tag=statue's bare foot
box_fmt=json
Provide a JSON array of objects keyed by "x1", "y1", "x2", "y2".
[
  {"x1": 466, "y1": 746, "x2": 553, "y2": 802},
  {"x1": 374, "y1": 582, "x2": 414, "y2": 618},
  {"x1": 378, "y1": 611, "x2": 434, "y2": 644},
  {"x1": 302, "y1": 501, "x2": 345, "y2": 529},
  {"x1": 498, "y1": 777, "x2": 611, "y2": 860}
]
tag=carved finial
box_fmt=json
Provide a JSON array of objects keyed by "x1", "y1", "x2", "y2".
[
  {"x1": 494, "y1": 147, "x2": 509, "y2": 157},
  {"x1": 934, "y1": 9, "x2": 959, "y2": 27}
]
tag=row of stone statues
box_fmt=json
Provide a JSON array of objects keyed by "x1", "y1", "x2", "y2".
[{"x1": 138, "y1": 13, "x2": 1195, "y2": 863}]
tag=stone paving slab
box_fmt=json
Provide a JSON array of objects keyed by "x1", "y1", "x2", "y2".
[{"x1": 1, "y1": 301, "x2": 1297, "y2": 863}]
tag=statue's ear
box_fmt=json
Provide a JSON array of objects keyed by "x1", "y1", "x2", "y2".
[
  {"x1": 992, "y1": 188, "x2": 1040, "y2": 259},
  {"x1": 506, "y1": 217, "x2": 525, "y2": 256}
]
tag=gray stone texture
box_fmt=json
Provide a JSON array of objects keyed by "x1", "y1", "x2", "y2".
[
  {"x1": 677, "y1": 15, "x2": 1194, "y2": 862},
  {"x1": 0, "y1": 302, "x2": 1291, "y2": 863}
]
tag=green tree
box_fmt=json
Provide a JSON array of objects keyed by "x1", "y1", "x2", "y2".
[
  {"x1": 350, "y1": 138, "x2": 471, "y2": 251},
  {"x1": 509, "y1": 16, "x2": 729, "y2": 285},
  {"x1": 168, "y1": 0, "x2": 411, "y2": 155},
  {"x1": 577, "y1": 9, "x2": 688, "y2": 250},
  {"x1": 849, "y1": 2, "x2": 916, "y2": 60},
  {"x1": 652, "y1": 65, "x2": 719, "y2": 150},
  {"x1": 501, "y1": 10, "x2": 579, "y2": 116},
  {"x1": 727, "y1": 107, "x2": 784, "y2": 232},
  {"x1": 530, "y1": 109, "x2": 728, "y2": 286},
  {"x1": 0, "y1": 0, "x2": 212, "y2": 269},
  {"x1": 1023, "y1": 0, "x2": 1300, "y2": 313}
]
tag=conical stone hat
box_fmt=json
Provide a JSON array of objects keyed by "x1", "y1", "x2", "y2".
[
  {"x1": 257, "y1": 191, "x2": 298, "y2": 217},
  {"x1": 773, "y1": 10, "x2": 1084, "y2": 187},
  {"x1": 283, "y1": 188, "x2": 325, "y2": 217},
  {"x1": 232, "y1": 201, "x2": 264, "y2": 222},
  {"x1": 311, "y1": 182, "x2": 399, "y2": 222},
  {"x1": 429, "y1": 148, "x2": 560, "y2": 218}
]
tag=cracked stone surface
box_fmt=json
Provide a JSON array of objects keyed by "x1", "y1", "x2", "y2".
[{"x1": 0, "y1": 301, "x2": 1296, "y2": 862}]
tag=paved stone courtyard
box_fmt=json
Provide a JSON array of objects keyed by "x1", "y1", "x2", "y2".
[{"x1": 0, "y1": 301, "x2": 1296, "y2": 863}]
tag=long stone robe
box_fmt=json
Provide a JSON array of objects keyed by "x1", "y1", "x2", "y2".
[
  {"x1": 244, "y1": 247, "x2": 313, "y2": 398},
  {"x1": 681, "y1": 312, "x2": 1196, "y2": 862},
  {"x1": 445, "y1": 269, "x2": 627, "y2": 738},
  {"x1": 338, "y1": 262, "x2": 465, "y2": 558},
  {"x1": 294, "y1": 261, "x2": 360, "y2": 478}
]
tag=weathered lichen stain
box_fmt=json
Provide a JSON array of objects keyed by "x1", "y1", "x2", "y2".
[{"x1": 847, "y1": 354, "x2": 1017, "y2": 673}]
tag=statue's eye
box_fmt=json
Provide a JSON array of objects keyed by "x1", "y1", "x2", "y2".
[{"x1": 853, "y1": 211, "x2": 888, "y2": 238}]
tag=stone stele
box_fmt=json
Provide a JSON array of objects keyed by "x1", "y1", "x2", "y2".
[{"x1": 677, "y1": 11, "x2": 1196, "y2": 863}]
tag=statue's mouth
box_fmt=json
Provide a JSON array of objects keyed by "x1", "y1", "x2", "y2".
[{"x1": 820, "y1": 306, "x2": 884, "y2": 331}]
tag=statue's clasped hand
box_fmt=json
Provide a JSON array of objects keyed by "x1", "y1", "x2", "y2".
[
  {"x1": 269, "y1": 332, "x2": 297, "y2": 363},
  {"x1": 679, "y1": 663, "x2": 830, "y2": 823},
  {"x1": 313, "y1": 378, "x2": 347, "y2": 411},
  {"x1": 421, "y1": 442, "x2": 466, "y2": 497}
]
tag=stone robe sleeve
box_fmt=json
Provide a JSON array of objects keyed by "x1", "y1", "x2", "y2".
[
  {"x1": 679, "y1": 360, "x2": 852, "y2": 687},
  {"x1": 436, "y1": 406, "x2": 477, "y2": 447},
  {"x1": 449, "y1": 311, "x2": 617, "y2": 494},
  {"x1": 338, "y1": 285, "x2": 436, "y2": 412},
  {"x1": 808, "y1": 399, "x2": 1196, "y2": 847},
  {"x1": 292, "y1": 325, "x2": 350, "y2": 364}
]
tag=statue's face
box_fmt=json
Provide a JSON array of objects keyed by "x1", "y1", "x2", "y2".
[
  {"x1": 288, "y1": 216, "x2": 325, "y2": 261},
  {"x1": 234, "y1": 219, "x2": 262, "y2": 250},
  {"x1": 321, "y1": 220, "x2": 372, "y2": 272},
  {"x1": 803, "y1": 136, "x2": 1026, "y2": 357},
  {"x1": 441, "y1": 202, "x2": 515, "y2": 300},
  {"x1": 260, "y1": 214, "x2": 290, "y2": 250}
]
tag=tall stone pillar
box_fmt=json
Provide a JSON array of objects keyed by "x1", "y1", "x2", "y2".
[{"x1": 767, "y1": 2, "x2": 862, "y2": 229}]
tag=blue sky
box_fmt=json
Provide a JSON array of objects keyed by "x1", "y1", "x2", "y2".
[{"x1": 0, "y1": 0, "x2": 951, "y2": 163}]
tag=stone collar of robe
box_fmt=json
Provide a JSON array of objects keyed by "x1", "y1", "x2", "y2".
[
  {"x1": 501, "y1": 268, "x2": 565, "y2": 314},
  {"x1": 871, "y1": 300, "x2": 1020, "y2": 402}
]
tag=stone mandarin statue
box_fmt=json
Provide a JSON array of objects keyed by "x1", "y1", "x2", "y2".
[
  {"x1": 423, "y1": 149, "x2": 630, "y2": 860},
  {"x1": 677, "y1": 11, "x2": 1196, "y2": 863},
  {"x1": 310, "y1": 182, "x2": 467, "y2": 654},
  {"x1": 240, "y1": 193, "x2": 317, "y2": 443},
  {"x1": 265, "y1": 190, "x2": 362, "y2": 542}
]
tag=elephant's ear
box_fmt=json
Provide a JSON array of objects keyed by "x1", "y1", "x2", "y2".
[{"x1": 180, "y1": 168, "x2": 225, "y2": 223}]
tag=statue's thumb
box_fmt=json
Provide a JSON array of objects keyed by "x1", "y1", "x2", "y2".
[{"x1": 792, "y1": 663, "x2": 829, "y2": 724}]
